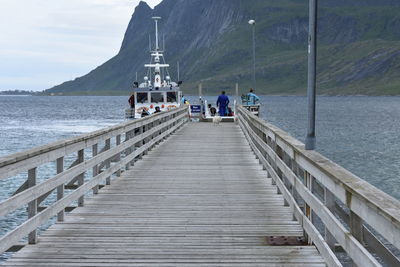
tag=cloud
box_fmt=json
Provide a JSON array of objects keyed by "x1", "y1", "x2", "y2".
[{"x1": 0, "y1": 0, "x2": 162, "y2": 91}]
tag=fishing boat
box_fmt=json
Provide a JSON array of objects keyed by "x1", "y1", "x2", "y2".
[
  {"x1": 125, "y1": 17, "x2": 182, "y2": 119},
  {"x1": 241, "y1": 93, "x2": 260, "y2": 116}
]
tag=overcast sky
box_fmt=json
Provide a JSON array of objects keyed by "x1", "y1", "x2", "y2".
[{"x1": 0, "y1": 0, "x2": 162, "y2": 91}]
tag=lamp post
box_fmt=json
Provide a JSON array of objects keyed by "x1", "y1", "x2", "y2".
[
  {"x1": 305, "y1": 0, "x2": 318, "y2": 150},
  {"x1": 248, "y1": 19, "x2": 256, "y2": 90}
]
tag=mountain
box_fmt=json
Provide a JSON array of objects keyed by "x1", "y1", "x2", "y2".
[{"x1": 45, "y1": 0, "x2": 400, "y2": 95}]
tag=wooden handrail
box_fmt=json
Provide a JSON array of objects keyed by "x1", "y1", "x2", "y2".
[
  {"x1": 0, "y1": 107, "x2": 187, "y2": 179},
  {"x1": 237, "y1": 105, "x2": 400, "y2": 267},
  {"x1": 0, "y1": 107, "x2": 189, "y2": 254}
]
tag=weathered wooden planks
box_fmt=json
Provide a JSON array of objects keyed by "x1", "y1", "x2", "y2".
[{"x1": 2, "y1": 123, "x2": 325, "y2": 267}]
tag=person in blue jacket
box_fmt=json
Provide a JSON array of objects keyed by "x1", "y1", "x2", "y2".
[
  {"x1": 247, "y1": 88, "x2": 260, "y2": 105},
  {"x1": 216, "y1": 91, "x2": 229, "y2": 116},
  {"x1": 181, "y1": 95, "x2": 187, "y2": 104}
]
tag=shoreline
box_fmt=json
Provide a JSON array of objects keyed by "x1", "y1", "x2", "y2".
[{"x1": 1, "y1": 94, "x2": 400, "y2": 97}]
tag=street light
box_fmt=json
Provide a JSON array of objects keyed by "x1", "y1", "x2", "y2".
[
  {"x1": 305, "y1": 0, "x2": 318, "y2": 150},
  {"x1": 248, "y1": 19, "x2": 256, "y2": 90}
]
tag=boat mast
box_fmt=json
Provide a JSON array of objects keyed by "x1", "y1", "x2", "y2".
[
  {"x1": 154, "y1": 17, "x2": 160, "y2": 51},
  {"x1": 144, "y1": 17, "x2": 169, "y2": 88}
]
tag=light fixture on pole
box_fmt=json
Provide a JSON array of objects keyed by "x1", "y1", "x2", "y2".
[
  {"x1": 248, "y1": 19, "x2": 256, "y2": 90},
  {"x1": 305, "y1": 0, "x2": 318, "y2": 150}
]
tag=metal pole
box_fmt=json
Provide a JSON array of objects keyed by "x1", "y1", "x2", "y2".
[
  {"x1": 199, "y1": 83, "x2": 203, "y2": 118},
  {"x1": 177, "y1": 61, "x2": 180, "y2": 81},
  {"x1": 305, "y1": 0, "x2": 318, "y2": 150},
  {"x1": 149, "y1": 34, "x2": 151, "y2": 52},
  {"x1": 252, "y1": 24, "x2": 256, "y2": 90},
  {"x1": 235, "y1": 83, "x2": 239, "y2": 115},
  {"x1": 198, "y1": 83, "x2": 202, "y2": 98},
  {"x1": 163, "y1": 34, "x2": 165, "y2": 51},
  {"x1": 155, "y1": 19, "x2": 159, "y2": 51},
  {"x1": 235, "y1": 83, "x2": 239, "y2": 100}
]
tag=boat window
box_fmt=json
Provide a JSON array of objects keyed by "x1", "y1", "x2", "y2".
[
  {"x1": 151, "y1": 92, "x2": 164, "y2": 103},
  {"x1": 137, "y1": 93, "x2": 148, "y2": 103},
  {"x1": 167, "y1": 92, "x2": 177, "y2": 103}
]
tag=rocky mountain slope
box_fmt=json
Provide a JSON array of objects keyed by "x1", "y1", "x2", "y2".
[{"x1": 45, "y1": 0, "x2": 400, "y2": 95}]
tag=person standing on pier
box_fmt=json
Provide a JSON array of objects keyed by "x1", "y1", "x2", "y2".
[
  {"x1": 181, "y1": 95, "x2": 188, "y2": 105},
  {"x1": 247, "y1": 88, "x2": 259, "y2": 105},
  {"x1": 216, "y1": 91, "x2": 229, "y2": 116},
  {"x1": 128, "y1": 93, "x2": 135, "y2": 109}
]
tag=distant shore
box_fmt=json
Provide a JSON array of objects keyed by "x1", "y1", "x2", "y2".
[{"x1": 1, "y1": 93, "x2": 400, "y2": 97}]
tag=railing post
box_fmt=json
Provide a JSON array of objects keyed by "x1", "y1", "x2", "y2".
[
  {"x1": 350, "y1": 210, "x2": 364, "y2": 245},
  {"x1": 156, "y1": 117, "x2": 161, "y2": 144},
  {"x1": 77, "y1": 149, "x2": 85, "y2": 207},
  {"x1": 92, "y1": 144, "x2": 99, "y2": 194},
  {"x1": 152, "y1": 120, "x2": 156, "y2": 149},
  {"x1": 349, "y1": 208, "x2": 365, "y2": 267},
  {"x1": 124, "y1": 130, "x2": 132, "y2": 170},
  {"x1": 324, "y1": 187, "x2": 336, "y2": 249},
  {"x1": 56, "y1": 157, "x2": 64, "y2": 222},
  {"x1": 27, "y1": 167, "x2": 37, "y2": 244},
  {"x1": 266, "y1": 136, "x2": 276, "y2": 185},
  {"x1": 275, "y1": 145, "x2": 284, "y2": 197},
  {"x1": 138, "y1": 126, "x2": 144, "y2": 160},
  {"x1": 292, "y1": 161, "x2": 302, "y2": 220},
  {"x1": 163, "y1": 116, "x2": 168, "y2": 140},
  {"x1": 167, "y1": 114, "x2": 172, "y2": 136},
  {"x1": 116, "y1": 134, "x2": 121, "y2": 176},
  {"x1": 261, "y1": 131, "x2": 267, "y2": 171},
  {"x1": 158, "y1": 116, "x2": 163, "y2": 142},
  {"x1": 129, "y1": 130, "x2": 136, "y2": 167},
  {"x1": 286, "y1": 155, "x2": 296, "y2": 207},
  {"x1": 143, "y1": 124, "x2": 149, "y2": 156},
  {"x1": 305, "y1": 170, "x2": 313, "y2": 244},
  {"x1": 269, "y1": 138, "x2": 277, "y2": 186},
  {"x1": 149, "y1": 120, "x2": 154, "y2": 151},
  {"x1": 105, "y1": 139, "x2": 111, "y2": 185}
]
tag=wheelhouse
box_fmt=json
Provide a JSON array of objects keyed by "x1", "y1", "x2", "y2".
[{"x1": 133, "y1": 88, "x2": 182, "y2": 118}]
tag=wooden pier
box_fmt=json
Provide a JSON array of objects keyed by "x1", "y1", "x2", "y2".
[{"x1": 1, "y1": 106, "x2": 400, "y2": 266}]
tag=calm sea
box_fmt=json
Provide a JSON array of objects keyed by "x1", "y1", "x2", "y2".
[
  {"x1": 0, "y1": 95, "x2": 399, "y2": 260},
  {"x1": 1, "y1": 95, "x2": 399, "y2": 199}
]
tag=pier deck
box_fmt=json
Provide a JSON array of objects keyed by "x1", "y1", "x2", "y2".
[{"x1": 2, "y1": 123, "x2": 325, "y2": 266}]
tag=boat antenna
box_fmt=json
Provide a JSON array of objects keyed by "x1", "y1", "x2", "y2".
[
  {"x1": 147, "y1": 55, "x2": 152, "y2": 83},
  {"x1": 148, "y1": 34, "x2": 152, "y2": 52},
  {"x1": 163, "y1": 34, "x2": 165, "y2": 51},
  {"x1": 135, "y1": 72, "x2": 138, "y2": 81},
  {"x1": 152, "y1": 16, "x2": 161, "y2": 51}
]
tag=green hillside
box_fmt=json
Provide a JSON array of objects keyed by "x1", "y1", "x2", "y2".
[{"x1": 45, "y1": 0, "x2": 400, "y2": 95}]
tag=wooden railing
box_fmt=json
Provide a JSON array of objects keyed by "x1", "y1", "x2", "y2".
[
  {"x1": 237, "y1": 105, "x2": 400, "y2": 267},
  {"x1": 0, "y1": 107, "x2": 189, "y2": 254}
]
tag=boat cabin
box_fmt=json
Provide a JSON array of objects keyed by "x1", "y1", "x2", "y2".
[{"x1": 132, "y1": 87, "x2": 182, "y2": 119}]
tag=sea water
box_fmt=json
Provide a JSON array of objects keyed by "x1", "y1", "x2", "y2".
[{"x1": 1, "y1": 95, "x2": 399, "y2": 199}]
